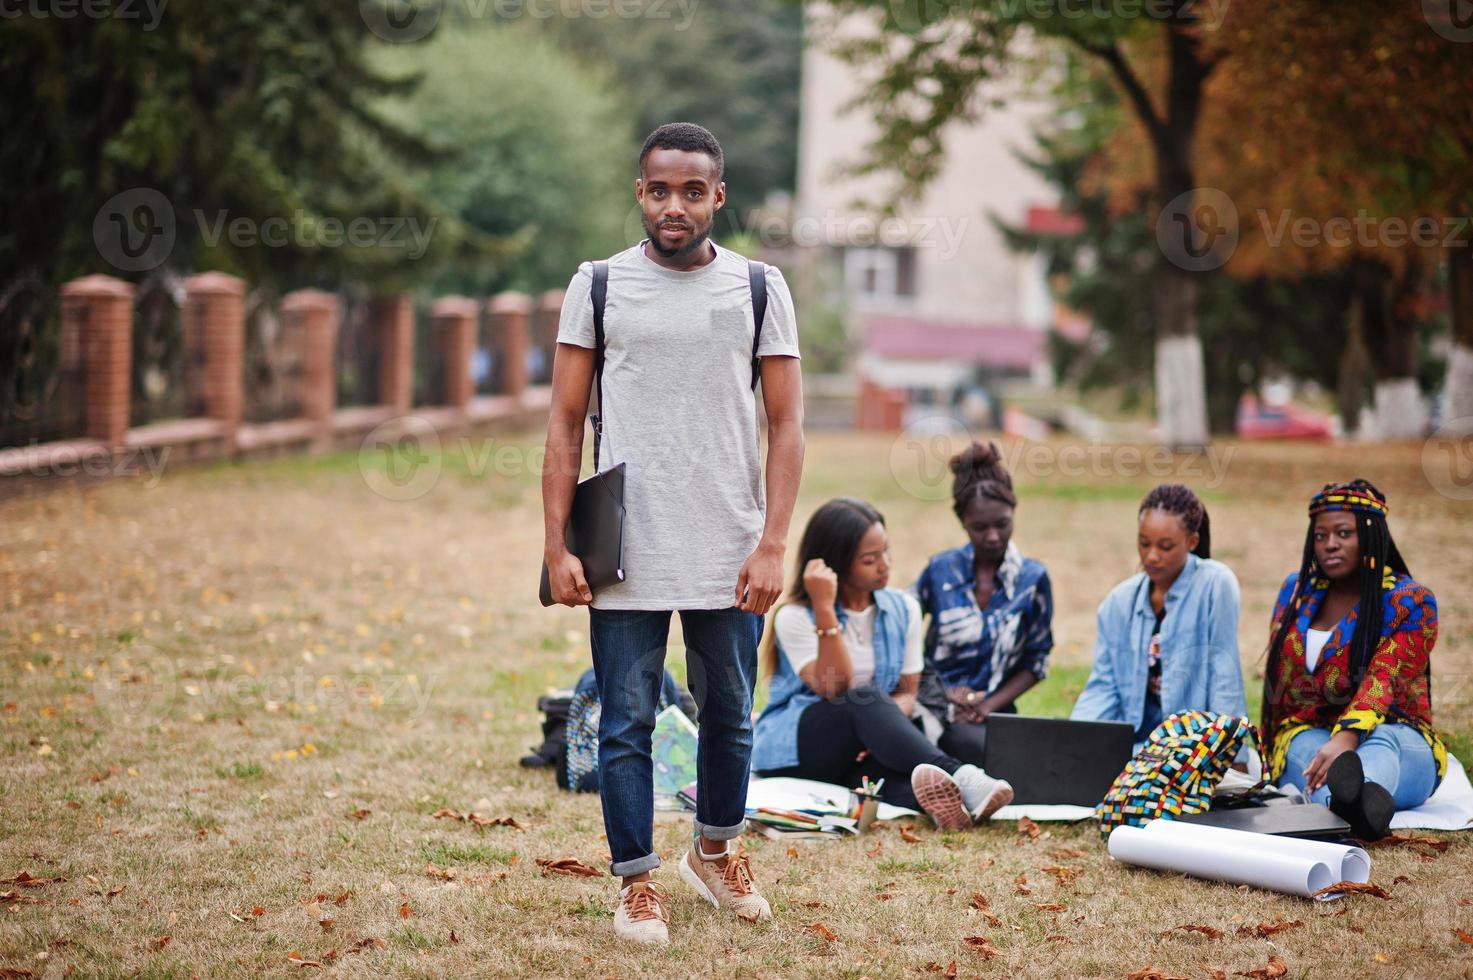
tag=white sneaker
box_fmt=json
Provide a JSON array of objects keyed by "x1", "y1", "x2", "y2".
[
  {"x1": 613, "y1": 881, "x2": 669, "y2": 945},
  {"x1": 911, "y1": 763, "x2": 972, "y2": 830},
  {"x1": 952, "y1": 764, "x2": 1014, "y2": 822}
]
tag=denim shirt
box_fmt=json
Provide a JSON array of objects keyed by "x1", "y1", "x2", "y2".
[
  {"x1": 1070, "y1": 552, "x2": 1246, "y2": 747},
  {"x1": 752, "y1": 588, "x2": 911, "y2": 772},
  {"x1": 912, "y1": 541, "x2": 1054, "y2": 694}
]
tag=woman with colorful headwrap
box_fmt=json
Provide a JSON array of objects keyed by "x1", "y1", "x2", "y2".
[{"x1": 1262, "y1": 480, "x2": 1442, "y2": 840}]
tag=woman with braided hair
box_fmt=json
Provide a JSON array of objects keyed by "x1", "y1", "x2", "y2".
[
  {"x1": 911, "y1": 442, "x2": 1055, "y2": 764},
  {"x1": 1263, "y1": 480, "x2": 1441, "y2": 840},
  {"x1": 1071, "y1": 484, "x2": 1246, "y2": 747}
]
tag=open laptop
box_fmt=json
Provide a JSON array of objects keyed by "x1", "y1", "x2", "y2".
[{"x1": 983, "y1": 715, "x2": 1135, "y2": 806}]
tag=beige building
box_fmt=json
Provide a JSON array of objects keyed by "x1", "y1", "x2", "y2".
[{"x1": 794, "y1": 17, "x2": 1069, "y2": 401}]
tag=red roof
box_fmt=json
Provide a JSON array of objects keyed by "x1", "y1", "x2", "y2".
[{"x1": 861, "y1": 314, "x2": 1046, "y2": 370}]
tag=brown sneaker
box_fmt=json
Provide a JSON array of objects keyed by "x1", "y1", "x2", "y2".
[
  {"x1": 678, "y1": 842, "x2": 772, "y2": 922},
  {"x1": 613, "y1": 881, "x2": 669, "y2": 945}
]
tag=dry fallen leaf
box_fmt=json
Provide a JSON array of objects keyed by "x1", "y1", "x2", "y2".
[
  {"x1": 1164, "y1": 923, "x2": 1223, "y2": 940},
  {"x1": 1127, "y1": 969, "x2": 1188, "y2": 980},
  {"x1": 1047, "y1": 845, "x2": 1084, "y2": 860},
  {"x1": 1310, "y1": 881, "x2": 1392, "y2": 900},
  {"x1": 1043, "y1": 865, "x2": 1084, "y2": 886},
  {"x1": 786, "y1": 846, "x2": 798, "y2": 859},
  {"x1": 1237, "y1": 919, "x2": 1303, "y2": 939},
  {"x1": 1033, "y1": 903, "x2": 1067, "y2": 913},
  {"x1": 424, "y1": 864, "x2": 458, "y2": 881},
  {"x1": 866, "y1": 839, "x2": 883, "y2": 858},
  {"x1": 1013, "y1": 873, "x2": 1031, "y2": 896},
  {"x1": 899, "y1": 825, "x2": 922, "y2": 844},
  {"x1": 151, "y1": 936, "x2": 171, "y2": 952},
  {"x1": 1235, "y1": 955, "x2": 1288, "y2": 979},
  {"x1": 1454, "y1": 928, "x2": 1473, "y2": 945},
  {"x1": 348, "y1": 808, "x2": 371, "y2": 821},
  {"x1": 535, "y1": 857, "x2": 604, "y2": 878},
  {"x1": 1017, "y1": 816, "x2": 1041, "y2": 841},
  {"x1": 333, "y1": 889, "x2": 353, "y2": 906},
  {"x1": 287, "y1": 951, "x2": 323, "y2": 968},
  {"x1": 806, "y1": 921, "x2": 838, "y2": 942},
  {"x1": 467, "y1": 813, "x2": 525, "y2": 830},
  {"x1": 347, "y1": 937, "x2": 386, "y2": 953},
  {"x1": 963, "y1": 936, "x2": 1000, "y2": 959},
  {"x1": 970, "y1": 892, "x2": 1001, "y2": 926},
  {"x1": 398, "y1": 902, "x2": 413, "y2": 919},
  {"x1": 450, "y1": 928, "x2": 460, "y2": 944},
  {"x1": 1, "y1": 871, "x2": 67, "y2": 888}
]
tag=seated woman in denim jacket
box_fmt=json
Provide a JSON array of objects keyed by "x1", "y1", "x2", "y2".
[
  {"x1": 1261, "y1": 480, "x2": 1442, "y2": 841},
  {"x1": 752, "y1": 498, "x2": 1013, "y2": 828},
  {"x1": 1071, "y1": 484, "x2": 1246, "y2": 747},
  {"x1": 913, "y1": 441, "x2": 1054, "y2": 765}
]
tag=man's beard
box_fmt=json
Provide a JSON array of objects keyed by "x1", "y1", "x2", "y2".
[{"x1": 643, "y1": 215, "x2": 713, "y2": 260}]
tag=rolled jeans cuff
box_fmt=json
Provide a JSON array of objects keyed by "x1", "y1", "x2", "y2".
[
  {"x1": 695, "y1": 817, "x2": 746, "y2": 842},
  {"x1": 609, "y1": 851, "x2": 661, "y2": 878}
]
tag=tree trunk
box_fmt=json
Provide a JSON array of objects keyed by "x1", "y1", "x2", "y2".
[
  {"x1": 1336, "y1": 293, "x2": 1369, "y2": 437},
  {"x1": 1153, "y1": 263, "x2": 1209, "y2": 448},
  {"x1": 1445, "y1": 236, "x2": 1473, "y2": 423},
  {"x1": 1358, "y1": 256, "x2": 1426, "y2": 439}
]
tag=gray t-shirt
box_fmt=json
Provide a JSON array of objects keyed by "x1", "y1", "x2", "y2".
[{"x1": 556, "y1": 240, "x2": 801, "y2": 610}]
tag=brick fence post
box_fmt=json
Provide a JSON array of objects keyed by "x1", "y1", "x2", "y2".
[
  {"x1": 59, "y1": 274, "x2": 134, "y2": 448},
  {"x1": 431, "y1": 296, "x2": 478, "y2": 410},
  {"x1": 282, "y1": 289, "x2": 340, "y2": 429},
  {"x1": 371, "y1": 293, "x2": 414, "y2": 413},
  {"x1": 486, "y1": 292, "x2": 531, "y2": 399},
  {"x1": 184, "y1": 272, "x2": 246, "y2": 448},
  {"x1": 534, "y1": 289, "x2": 564, "y2": 385}
]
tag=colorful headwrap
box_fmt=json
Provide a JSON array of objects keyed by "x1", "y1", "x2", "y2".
[{"x1": 1308, "y1": 483, "x2": 1389, "y2": 519}]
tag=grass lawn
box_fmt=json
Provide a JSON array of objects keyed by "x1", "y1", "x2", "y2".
[{"x1": 2, "y1": 429, "x2": 1471, "y2": 978}]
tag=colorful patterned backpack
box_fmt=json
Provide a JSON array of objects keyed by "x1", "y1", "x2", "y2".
[{"x1": 1096, "y1": 710, "x2": 1259, "y2": 835}]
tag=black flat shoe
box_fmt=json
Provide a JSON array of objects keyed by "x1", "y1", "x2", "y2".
[
  {"x1": 1352, "y1": 781, "x2": 1395, "y2": 842},
  {"x1": 1325, "y1": 751, "x2": 1364, "y2": 822}
]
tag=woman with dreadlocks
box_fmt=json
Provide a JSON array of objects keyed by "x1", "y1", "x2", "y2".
[
  {"x1": 1262, "y1": 480, "x2": 1441, "y2": 840},
  {"x1": 1071, "y1": 484, "x2": 1246, "y2": 748}
]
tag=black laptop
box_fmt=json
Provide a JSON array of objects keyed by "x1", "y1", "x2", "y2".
[
  {"x1": 1177, "y1": 802, "x2": 1353, "y2": 839},
  {"x1": 982, "y1": 715, "x2": 1135, "y2": 806}
]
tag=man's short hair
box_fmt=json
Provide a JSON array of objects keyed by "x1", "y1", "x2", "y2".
[{"x1": 639, "y1": 122, "x2": 724, "y2": 179}]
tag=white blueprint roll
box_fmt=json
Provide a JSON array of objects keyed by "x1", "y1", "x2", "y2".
[
  {"x1": 1138, "y1": 818, "x2": 1371, "y2": 883},
  {"x1": 1108, "y1": 824, "x2": 1340, "y2": 899}
]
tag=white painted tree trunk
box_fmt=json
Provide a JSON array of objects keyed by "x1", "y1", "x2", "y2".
[
  {"x1": 1155, "y1": 334, "x2": 1210, "y2": 449},
  {"x1": 1445, "y1": 343, "x2": 1473, "y2": 424},
  {"x1": 1371, "y1": 377, "x2": 1425, "y2": 439}
]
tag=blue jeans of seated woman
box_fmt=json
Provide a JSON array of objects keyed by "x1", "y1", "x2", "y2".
[
  {"x1": 589, "y1": 607, "x2": 762, "y2": 878},
  {"x1": 1278, "y1": 723, "x2": 1439, "y2": 810}
]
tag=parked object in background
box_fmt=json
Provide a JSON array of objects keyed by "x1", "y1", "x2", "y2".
[{"x1": 1236, "y1": 394, "x2": 1333, "y2": 441}]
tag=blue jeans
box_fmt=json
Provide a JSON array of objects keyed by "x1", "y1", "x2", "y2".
[
  {"x1": 589, "y1": 607, "x2": 762, "y2": 877},
  {"x1": 1279, "y1": 723, "x2": 1440, "y2": 810}
]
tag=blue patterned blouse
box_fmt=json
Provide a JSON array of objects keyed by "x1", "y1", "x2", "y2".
[{"x1": 911, "y1": 541, "x2": 1054, "y2": 694}]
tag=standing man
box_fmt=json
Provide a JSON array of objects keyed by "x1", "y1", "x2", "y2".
[{"x1": 542, "y1": 123, "x2": 804, "y2": 946}]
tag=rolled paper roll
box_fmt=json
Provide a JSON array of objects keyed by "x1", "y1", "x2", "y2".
[
  {"x1": 1138, "y1": 818, "x2": 1371, "y2": 884},
  {"x1": 1108, "y1": 824, "x2": 1344, "y2": 900}
]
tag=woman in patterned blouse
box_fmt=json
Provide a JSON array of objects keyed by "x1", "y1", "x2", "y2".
[
  {"x1": 1262, "y1": 480, "x2": 1442, "y2": 841},
  {"x1": 912, "y1": 442, "x2": 1054, "y2": 765}
]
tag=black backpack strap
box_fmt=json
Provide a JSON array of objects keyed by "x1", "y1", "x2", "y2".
[
  {"x1": 748, "y1": 259, "x2": 768, "y2": 390},
  {"x1": 590, "y1": 260, "x2": 608, "y2": 468}
]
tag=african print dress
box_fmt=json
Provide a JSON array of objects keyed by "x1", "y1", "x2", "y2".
[{"x1": 1262, "y1": 569, "x2": 1444, "y2": 783}]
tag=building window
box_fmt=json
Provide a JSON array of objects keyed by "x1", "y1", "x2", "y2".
[{"x1": 835, "y1": 246, "x2": 916, "y2": 306}]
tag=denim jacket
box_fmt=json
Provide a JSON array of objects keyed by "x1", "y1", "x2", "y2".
[
  {"x1": 1070, "y1": 553, "x2": 1246, "y2": 746},
  {"x1": 752, "y1": 588, "x2": 912, "y2": 772}
]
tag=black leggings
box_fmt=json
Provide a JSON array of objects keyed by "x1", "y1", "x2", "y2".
[{"x1": 760, "y1": 684, "x2": 962, "y2": 811}]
